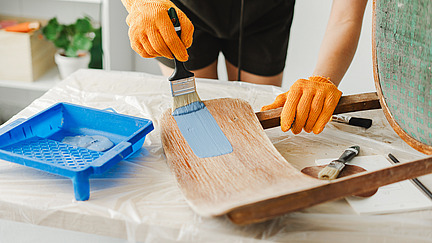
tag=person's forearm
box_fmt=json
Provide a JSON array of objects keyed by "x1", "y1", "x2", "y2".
[{"x1": 313, "y1": 0, "x2": 368, "y2": 86}]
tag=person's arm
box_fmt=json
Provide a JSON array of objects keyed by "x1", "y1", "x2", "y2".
[
  {"x1": 313, "y1": 0, "x2": 368, "y2": 86},
  {"x1": 261, "y1": 0, "x2": 368, "y2": 134}
]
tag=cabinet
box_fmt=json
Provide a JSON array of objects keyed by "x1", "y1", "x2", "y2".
[{"x1": 0, "y1": 0, "x2": 140, "y2": 123}]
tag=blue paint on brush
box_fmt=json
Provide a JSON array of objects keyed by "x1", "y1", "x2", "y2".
[
  {"x1": 173, "y1": 102, "x2": 233, "y2": 158},
  {"x1": 172, "y1": 101, "x2": 205, "y2": 116}
]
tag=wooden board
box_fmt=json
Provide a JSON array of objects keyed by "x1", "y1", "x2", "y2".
[
  {"x1": 160, "y1": 98, "x2": 432, "y2": 225},
  {"x1": 161, "y1": 98, "x2": 324, "y2": 217}
]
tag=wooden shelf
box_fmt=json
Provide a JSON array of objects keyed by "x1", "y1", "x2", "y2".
[{"x1": 0, "y1": 67, "x2": 60, "y2": 92}]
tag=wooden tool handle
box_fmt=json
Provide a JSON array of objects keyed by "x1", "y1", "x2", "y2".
[
  {"x1": 335, "y1": 145, "x2": 360, "y2": 163},
  {"x1": 256, "y1": 92, "x2": 381, "y2": 129}
]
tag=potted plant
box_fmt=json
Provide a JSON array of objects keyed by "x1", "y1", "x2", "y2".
[{"x1": 42, "y1": 16, "x2": 99, "y2": 79}]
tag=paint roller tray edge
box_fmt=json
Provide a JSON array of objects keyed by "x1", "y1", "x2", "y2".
[{"x1": 0, "y1": 102, "x2": 154, "y2": 201}]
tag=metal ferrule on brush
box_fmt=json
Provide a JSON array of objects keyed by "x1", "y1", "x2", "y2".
[
  {"x1": 327, "y1": 160, "x2": 346, "y2": 171},
  {"x1": 318, "y1": 145, "x2": 360, "y2": 180},
  {"x1": 170, "y1": 77, "x2": 196, "y2": 97}
]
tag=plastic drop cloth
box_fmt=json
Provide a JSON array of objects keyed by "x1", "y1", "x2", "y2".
[{"x1": 0, "y1": 69, "x2": 431, "y2": 243}]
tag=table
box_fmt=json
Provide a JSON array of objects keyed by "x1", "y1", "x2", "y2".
[{"x1": 0, "y1": 69, "x2": 431, "y2": 242}]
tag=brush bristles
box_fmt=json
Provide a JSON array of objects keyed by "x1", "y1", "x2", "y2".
[
  {"x1": 172, "y1": 91, "x2": 202, "y2": 111},
  {"x1": 318, "y1": 166, "x2": 341, "y2": 180}
]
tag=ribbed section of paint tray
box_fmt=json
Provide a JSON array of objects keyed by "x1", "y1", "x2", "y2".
[{"x1": 2, "y1": 137, "x2": 103, "y2": 170}]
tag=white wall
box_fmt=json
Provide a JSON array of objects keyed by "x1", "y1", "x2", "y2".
[
  {"x1": 134, "y1": 0, "x2": 375, "y2": 95},
  {"x1": 102, "y1": 0, "x2": 134, "y2": 71},
  {"x1": 0, "y1": 0, "x2": 101, "y2": 24}
]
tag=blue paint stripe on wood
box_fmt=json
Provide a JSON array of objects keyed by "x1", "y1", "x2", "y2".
[{"x1": 173, "y1": 102, "x2": 233, "y2": 158}]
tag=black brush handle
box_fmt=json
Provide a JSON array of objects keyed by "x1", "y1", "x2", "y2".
[
  {"x1": 334, "y1": 145, "x2": 360, "y2": 163},
  {"x1": 167, "y1": 7, "x2": 193, "y2": 81},
  {"x1": 349, "y1": 117, "x2": 373, "y2": 128},
  {"x1": 332, "y1": 114, "x2": 372, "y2": 129},
  {"x1": 168, "y1": 7, "x2": 181, "y2": 38}
]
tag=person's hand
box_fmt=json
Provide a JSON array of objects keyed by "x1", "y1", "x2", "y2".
[
  {"x1": 261, "y1": 76, "x2": 342, "y2": 134},
  {"x1": 122, "y1": 0, "x2": 194, "y2": 62}
]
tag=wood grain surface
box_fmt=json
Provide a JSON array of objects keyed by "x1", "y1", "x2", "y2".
[
  {"x1": 160, "y1": 98, "x2": 432, "y2": 225},
  {"x1": 160, "y1": 98, "x2": 325, "y2": 217}
]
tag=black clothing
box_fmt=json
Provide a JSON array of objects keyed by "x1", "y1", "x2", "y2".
[{"x1": 157, "y1": 0, "x2": 295, "y2": 76}]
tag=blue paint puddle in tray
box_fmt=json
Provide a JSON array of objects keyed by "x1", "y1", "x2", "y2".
[
  {"x1": 0, "y1": 103, "x2": 154, "y2": 201},
  {"x1": 172, "y1": 101, "x2": 233, "y2": 158}
]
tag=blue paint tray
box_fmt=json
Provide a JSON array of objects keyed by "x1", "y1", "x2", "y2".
[{"x1": 0, "y1": 103, "x2": 154, "y2": 201}]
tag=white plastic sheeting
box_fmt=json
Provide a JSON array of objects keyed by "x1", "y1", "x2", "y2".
[{"x1": 0, "y1": 69, "x2": 431, "y2": 242}]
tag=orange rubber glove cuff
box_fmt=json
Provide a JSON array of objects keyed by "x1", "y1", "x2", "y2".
[
  {"x1": 121, "y1": 0, "x2": 194, "y2": 62},
  {"x1": 261, "y1": 76, "x2": 342, "y2": 134}
]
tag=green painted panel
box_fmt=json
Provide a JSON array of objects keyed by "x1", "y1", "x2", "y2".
[{"x1": 376, "y1": 0, "x2": 432, "y2": 145}]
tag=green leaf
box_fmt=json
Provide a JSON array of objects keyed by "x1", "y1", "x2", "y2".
[
  {"x1": 72, "y1": 33, "x2": 93, "y2": 51},
  {"x1": 48, "y1": 17, "x2": 59, "y2": 25},
  {"x1": 42, "y1": 17, "x2": 60, "y2": 41},
  {"x1": 64, "y1": 24, "x2": 76, "y2": 37},
  {"x1": 53, "y1": 30, "x2": 70, "y2": 50},
  {"x1": 42, "y1": 16, "x2": 96, "y2": 57},
  {"x1": 75, "y1": 17, "x2": 92, "y2": 33},
  {"x1": 65, "y1": 46, "x2": 78, "y2": 57}
]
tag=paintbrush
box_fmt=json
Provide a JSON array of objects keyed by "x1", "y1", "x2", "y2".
[
  {"x1": 318, "y1": 145, "x2": 360, "y2": 180},
  {"x1": 332, "y1": 114, "x2": 372, "y2": 129},
  {"x1": 166, "y1": 8, "x2": 233, "y2": 158},
  {"x1": 167, "y1": 7, "x2": 203, "y2": 114}
]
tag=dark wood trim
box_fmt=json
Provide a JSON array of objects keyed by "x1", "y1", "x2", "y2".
[{"x1": 227, "y1": 156, "x2": 432, "y2": 225}]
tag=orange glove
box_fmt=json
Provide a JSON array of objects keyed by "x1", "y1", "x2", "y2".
[
  {"x1": 121, "y1": 0, "x2": 194, "y2": 62},
  {"x1": 261, "y1": 76, "x2": 342, "y2": 134}
]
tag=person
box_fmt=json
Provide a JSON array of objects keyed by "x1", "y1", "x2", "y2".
[{"x1": 121, "y1": 0, "x2": 368, "y2": 135}]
